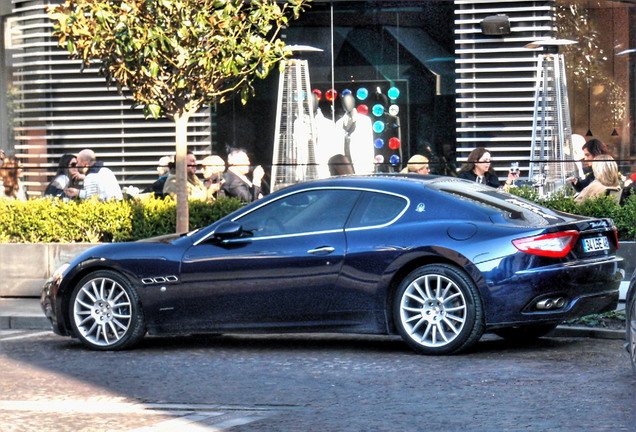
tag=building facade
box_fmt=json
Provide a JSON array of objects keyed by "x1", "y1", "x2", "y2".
[{"x1": 1, "y1": 0, "x2": 634, "y2": 196}]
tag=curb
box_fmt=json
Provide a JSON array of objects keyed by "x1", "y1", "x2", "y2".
[
  {"x1": 0, "y1": 315, "x2": 626, "y2": 339},
  {"x1": 549, "y1": 326, "x2": 625, "y2": 340},
  {"x1": 0, "y1": 316, "x2": 51, "y2": 330}
]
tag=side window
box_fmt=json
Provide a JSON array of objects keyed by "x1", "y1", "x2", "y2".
[
  {"x1": 347, "y1": 191, "x2": 407, "y2": 229},
  {"x1": 237, "y1": 189, "x2": 361, "y2": 237}
]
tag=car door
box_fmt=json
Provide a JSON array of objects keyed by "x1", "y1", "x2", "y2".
[{"x1": 174, "y1": 188, "x2": 362, "y2": 329}]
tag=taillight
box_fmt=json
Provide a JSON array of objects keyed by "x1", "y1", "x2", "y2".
[
  {"x1": 611, "y1": 226, "x2": 620, "y2": 249},
  {"x1": 512, "y1": 230, "x2": 579, "y2": 258}
]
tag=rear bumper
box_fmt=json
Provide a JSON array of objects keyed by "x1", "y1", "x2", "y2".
[{"x1": 483, "y1": 256, "x2": 623, "y2": 326}]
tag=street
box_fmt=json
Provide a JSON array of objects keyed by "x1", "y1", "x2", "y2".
[{"x1": 1, "y1": 330, "x2": 635, "y2": 432}]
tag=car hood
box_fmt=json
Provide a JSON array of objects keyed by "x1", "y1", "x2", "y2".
[{"x1": 136, "y1": 232, "x2": 188, "y2": 244}]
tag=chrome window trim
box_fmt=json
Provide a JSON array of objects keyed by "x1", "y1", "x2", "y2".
[{"x1": 194, "y1": 186, "x2": 411, "y2": 245}]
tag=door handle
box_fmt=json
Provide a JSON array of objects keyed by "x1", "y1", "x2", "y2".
[{"x1": 307, "y1": 246, "x2": 335, "y2": 255}]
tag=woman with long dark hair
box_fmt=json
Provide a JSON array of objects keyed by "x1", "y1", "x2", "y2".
[
  {"x1": 458, "y1": 147, "x2": 519, "y2": 189},
  {"x1": 44, "y1": 153, "x2": 82, "y2": 199}
]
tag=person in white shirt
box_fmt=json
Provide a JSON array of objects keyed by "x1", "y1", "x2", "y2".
[{"x1": 65, "y1": 149, "x2": 123, "y2": 201}]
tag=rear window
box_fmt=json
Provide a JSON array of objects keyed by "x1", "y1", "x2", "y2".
[
  {"x1": 347, "y1": 191, "x2": 408, "y2": 228},
  {"x1": 428, "y1": 178, "x2": 566, "y2": 226}
]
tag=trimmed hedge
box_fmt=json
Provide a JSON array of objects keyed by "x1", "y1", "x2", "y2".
[
  {"x1": 0, "y1": 188, "x2": 634, "y2": 243},
  {"x1": 0, "y1": 195, "x2": 244, "y2": 243}
]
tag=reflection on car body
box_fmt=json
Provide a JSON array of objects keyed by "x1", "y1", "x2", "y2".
[{"x1": 41, "y1": 175, "x2": 623, "y2": 355}]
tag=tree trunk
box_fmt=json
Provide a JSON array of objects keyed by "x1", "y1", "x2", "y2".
[{"x1": 174, "y1": 112, "x2": 191, "y2": 233}]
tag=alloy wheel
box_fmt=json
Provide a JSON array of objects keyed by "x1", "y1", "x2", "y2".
[
  {"x1": 72, "y1": 276, "x2": 133, "y2": 347},
  {"x1": 399, "y1": 273, "x2": 467, "y2": 348}
]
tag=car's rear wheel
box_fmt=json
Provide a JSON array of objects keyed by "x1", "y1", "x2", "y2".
[
  {"x1": 394, "y1": 264, "x2": 484, "y2": 355},
  {"x1": 69, "y1": 270, "x2": 145, "y2": 350},
  {"x1": 493, "y1": 323, "x2": 558, "y2": 341},
  {"x1": 628, "y1": 291, "x2": 636, "y2": 373}
]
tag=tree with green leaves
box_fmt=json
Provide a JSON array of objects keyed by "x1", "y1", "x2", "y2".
[{"x1": 48, "y1": 0, "x2": 310, "y2": 232}]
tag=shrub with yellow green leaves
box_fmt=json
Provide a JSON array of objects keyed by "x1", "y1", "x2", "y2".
[{"x1": 0, "y1": 196, "x2": 244, "y2": 243}]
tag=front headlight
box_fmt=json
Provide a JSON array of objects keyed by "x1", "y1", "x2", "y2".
[{"x1": 51, "y1": 263, "x2": 71, "y2": 284}]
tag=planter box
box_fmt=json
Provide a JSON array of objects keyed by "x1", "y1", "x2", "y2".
[{"x1": 0, "y1": 243, "x2": 96, "y2": 297}]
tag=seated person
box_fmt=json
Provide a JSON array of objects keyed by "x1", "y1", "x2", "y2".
[
  {"x1": 162, "y1": 151, "x2": 207, "y2": 201},
  {"x1": 221, "y1": 149, "x2": 264, "y2": 203},
  {"x1": 574, "y1": 154, "x2": 621, "y2": 203}
]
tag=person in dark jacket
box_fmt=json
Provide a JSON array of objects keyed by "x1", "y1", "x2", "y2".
[
  {"x1": 44, "y1": 153, "x2": 82, "y2": 200},
  {"x1": 457, "y1": 147, "x2": 518, "y2": 188},
  {"x1": 144, "y1": 155, "x2": 172, "y2": 198},
  {"x1": 221, "y1": 149, "x2": 264, "y2": 203}
]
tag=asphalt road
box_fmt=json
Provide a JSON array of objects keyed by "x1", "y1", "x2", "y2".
[{"x1": 1, "y1": 330, "x2": 635, "y2": 432}]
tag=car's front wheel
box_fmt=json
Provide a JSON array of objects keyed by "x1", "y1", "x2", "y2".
[
  {"x1": 627, "y1": 289, "x2": 636, "y2": 373},
  {"x1": 394, "y1": 264, "x2": 484, "y2": 355},
  {"x1": 69, "y1": 270, "x2": 146, "y2": 350}
]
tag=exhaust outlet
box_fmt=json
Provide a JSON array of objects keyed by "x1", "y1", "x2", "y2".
[
  {"x1": 536, "y1": 299, "x2": 554, "y2": 310},
  {"x1": 535, "y1": 297, "x2": 567, "y2": 310}
]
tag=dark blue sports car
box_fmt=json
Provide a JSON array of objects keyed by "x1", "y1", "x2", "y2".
[
  {"x1": 626, "y1": 271, "x2": 636, "y2": 372},
  {"x1": 41, "y1": 175, "x2": 623, "y2": 355}
]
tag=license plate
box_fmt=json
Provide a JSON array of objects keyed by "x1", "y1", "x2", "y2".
[{"x1": 582, "y1": 236, "x2": 609, "y2": 252}]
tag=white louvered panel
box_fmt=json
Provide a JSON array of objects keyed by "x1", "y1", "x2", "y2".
[
  {"x1": 455, "y1": 0, "x2": 554, "y2": 180},
  {"x1": 457, "y1": 126, "x2": 535, "y2": 132},
  {"x1": 456, "y1": 97, "x2": 537, "y2": 103},
  {"x1": 457, "y1": 136, "x2": 539, "y2": 142},
  {"x1": 9, "y1": 1, "x2": 212, "y2": 193},
  {"x1": 458, "y1": 116, "x2": 538, "y2": 122},
  {"x1": 457, "y1": 87, "x2": 534, "y2": 93},
  {"x1": 456, "y1": 66, "x2": 538, "y2": 73},
  {"x1": 457, "y1": 107, "x2": 535, "y2": 112},
  {"x1": 456, "y1": 57, "x2": 538, "y2": 63}
]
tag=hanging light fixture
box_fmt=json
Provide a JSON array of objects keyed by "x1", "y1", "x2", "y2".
[
  {"x1": 610, "y1": 4, "x2": 619, "y2": 137},
  {"x1": 585, "y1": 61, "x2": 593, "y2": 137},
  {"x1": 585, "y1": 0, "x2": 593, "y2": 137},
  {"x1": 585, "y1": 90, "x2": 593, "y2": 136}
]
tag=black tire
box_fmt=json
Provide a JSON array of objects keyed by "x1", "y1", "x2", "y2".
[
  {"x1": 627, "y1": 288, "x2": 636, "y2": 374},
  {"x1": 493, "y1": 323, "x2": 558, "y2": 341},
  {"x1": 393, "y1": 264, "x2": 484, "y2": 355},
  {"x1": 69, "y1": 270, "x2": 146, "y2": 350}
]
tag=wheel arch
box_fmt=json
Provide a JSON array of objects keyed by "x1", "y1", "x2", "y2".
[
  {"x1": 383, "y1": 250, "x2": 486, "y2": 335},
  {"x1": 58, "y1": 261, "x2": 142, "y2": 336}
]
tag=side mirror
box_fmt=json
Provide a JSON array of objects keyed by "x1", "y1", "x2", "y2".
[{"x1": 212, "y1": 221, "x2": 243, "y2": 240}]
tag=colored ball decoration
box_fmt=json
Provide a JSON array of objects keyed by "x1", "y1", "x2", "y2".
[
  {"x1": 372, "y1": 104, "x2": 385, "y2": 117},
  {"x1": 325, "y1": 89, "x2": 338, "y2": 102},
  {"x1": 356, "y1": 87, "x2": 369, "y2": 100},
  {"x1": 373, "y1": 121, "x2": 385, "y2": 133},
  {"x1": 388, "y1": 86, "x2": 400, "y2": 100},
  {"x1": 312, "y1": 89, "x2": 322, "y2": 100},
  {"x1": 374, "y1": 138, "x2": 385, "y2": 148},
  {"x1": 375, "y1": 154, "x2": 385, "y2": 164},
  {"x1": 293, "y1": 90, "x2": 307, "y2": 101},
  {"x1": 389, "y1": 104, "x2": 400, "y2": 116},
  {"x1": 389, "y1": 154, "x2": 401, "y2": 165},
  {"x1": 341, "y1": 88, "x2": 352, "y2": 97},
  {"x1": 388, "y1": 137, "x2": 401, "y2": 150},
  {"x1": 357, "y1": 104, "x2": 369, "y2": 115}
]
